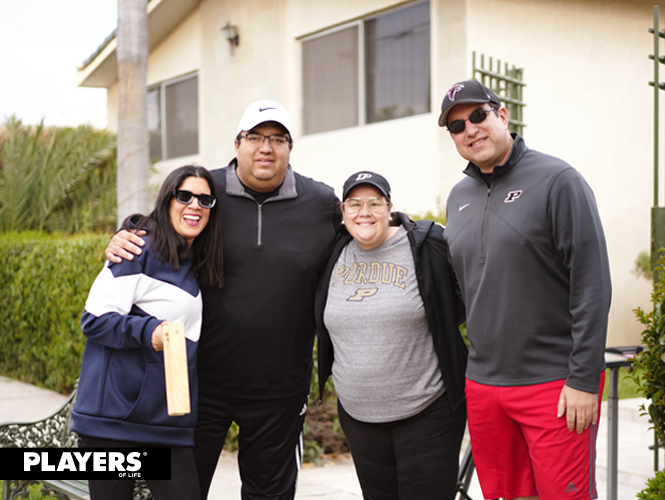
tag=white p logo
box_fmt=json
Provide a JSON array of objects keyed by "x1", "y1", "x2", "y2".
[
  {"x1": 504, "y1": 190, "x2": 523, "y2": 203},
  {"x1": 355, "y1": 173, "x2": 372, "y2": 181}
]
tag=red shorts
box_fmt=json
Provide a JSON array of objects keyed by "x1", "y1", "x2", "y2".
[{"x1": 465, "y1": 374, "x2": 605, "y2": 500}]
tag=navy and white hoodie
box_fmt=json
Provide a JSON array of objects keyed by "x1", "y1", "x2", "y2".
[{"x1": 70, "y1": 235, "x2": 201, "y2": 446}]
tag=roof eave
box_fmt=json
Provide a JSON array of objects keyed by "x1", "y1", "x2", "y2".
[{"x1": 76, "y1": 0, "x2": 200, "y2": 88}]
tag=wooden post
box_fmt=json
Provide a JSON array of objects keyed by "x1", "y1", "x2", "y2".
[{"x1": 162, "y1": 322, "x2": 190, "y2": 416}]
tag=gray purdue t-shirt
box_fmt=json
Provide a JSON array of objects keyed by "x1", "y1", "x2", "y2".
[{"x1": 323, "y1": 226, "x2": 444, "y2": 423}]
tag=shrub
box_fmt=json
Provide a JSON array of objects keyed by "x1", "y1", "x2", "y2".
[
  {"x1": 638, "y1": 469, "x2": 665, "y2": 499},
  {"x1": 410, "y1": 197, "x2": 446, "y2": 226},
  {"x1": 0, "y1": 231, "x2": 109, "y2": 393},
  {"x1": 631, "y1": 255, "x2": 665, "y2": 444},
  {"x1": 0, "y1": 232, "x2": 341, "y2": 458},
  {"x1": 304, "y1": 341, "x2": 348, "y2": 460},
  {"x1": 634, "y1": 251, "x2": 653, "y2": 281}
]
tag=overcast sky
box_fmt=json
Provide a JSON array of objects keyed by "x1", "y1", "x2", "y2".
[{"x1": 0, "y1": 0, "x2": 117, "y2": 128}]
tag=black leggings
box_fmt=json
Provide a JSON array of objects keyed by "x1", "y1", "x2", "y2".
[
  {"x1": 338, "y1": 394, "x2": 466, "y2": 500},
  {"x1": 77, "y1": 434, "x2": 200, "y2": 500}
]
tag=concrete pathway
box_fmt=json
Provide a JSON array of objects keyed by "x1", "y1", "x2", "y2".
[{"x1": 1, "y1": 376, "x2": 661, "y2": 499}]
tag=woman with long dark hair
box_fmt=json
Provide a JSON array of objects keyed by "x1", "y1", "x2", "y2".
[{"x1": 71, "y1": 165, "x2": 223, "y2": 500}]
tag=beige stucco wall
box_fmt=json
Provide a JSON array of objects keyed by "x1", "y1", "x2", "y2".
[
  {"x1": 147, "y1": 7, "x2": 202, "y2": 87},
  {"x1": 284, "y1": 0, "x2": 443, "y2": 218},
  {"x1": 460, "y1": 0, "x2": 659, "y2": 346},
  {"x1": 282, "y1": 0, "x2": 657, "y2": 346},
  {"x1": 100, "y1": 0, "x2": 662, "y2": 347},
  {"x1": 148, "y1": 7, "x2": 203, "y2": 188},
  {"x1": 106, "y1": 82, "x2": 118, "y2": 132}
]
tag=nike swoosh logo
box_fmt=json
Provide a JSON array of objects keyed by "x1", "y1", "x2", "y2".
[
  {"x1": 459, "y1": 203, "x2": 471, "y2": 211},
  {"x1": 259, "y1": 107, "x2": 276, "y2": 112}
]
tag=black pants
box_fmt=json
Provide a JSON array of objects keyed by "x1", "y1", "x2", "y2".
[
  {"x1": 338, "y1": 394, "x2": 466, "y2": 500},
  {"x1": 193, "y1": 389, "x2": 309, "y2": 500},
  {"x1": 77, "y1": 434, "x2": 200, "y2": 500}
]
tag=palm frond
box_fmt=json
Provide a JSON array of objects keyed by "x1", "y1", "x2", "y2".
[{"x1": 0, "y1": 117, "x2": 117, "y2": 234}]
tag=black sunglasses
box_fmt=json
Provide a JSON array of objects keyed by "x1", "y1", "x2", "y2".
[
  {"x1": 447, "y1": 108, "x2": 497, "y2": 134},
  {"x1": 173, "y1": 189, "x2": 217, "y2": 209}
]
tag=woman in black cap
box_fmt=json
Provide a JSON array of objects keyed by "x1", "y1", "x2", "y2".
[{"x1": 315, "y1": 171, "x2": 468, "y2": 500}]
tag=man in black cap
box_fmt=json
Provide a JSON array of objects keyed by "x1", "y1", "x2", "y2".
[{"x1": 439, "y1": 80, "x2": 612, "y2": 500}]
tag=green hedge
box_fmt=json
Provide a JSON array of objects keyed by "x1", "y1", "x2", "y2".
[{"x1": 0, "y1": 231, "x2": 110, "y2": 393}]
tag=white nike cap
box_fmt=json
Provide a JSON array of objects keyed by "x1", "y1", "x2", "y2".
[{"x1": 237, "y1": 99, "x2": 291, "y2": 135}]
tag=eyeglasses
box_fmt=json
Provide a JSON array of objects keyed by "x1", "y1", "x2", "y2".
[
  {"x1": 173, "y1": 189, "x2": 217, "y2": 209},
  {"x1": 343, "y1": 197, "x2": 389, "y2": 215},
  {"x1": 447, "y1": 108, "x2": 497, "y2": 134},
  {"x1": 240, "y1": 132, "x2": 291, "y2": 147}
]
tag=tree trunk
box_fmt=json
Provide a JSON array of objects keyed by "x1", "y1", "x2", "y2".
[{"x1": 116, "y1": 0, "x2": 149, "y2": 227}]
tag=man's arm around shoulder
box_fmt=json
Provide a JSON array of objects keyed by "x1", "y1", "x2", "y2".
[{"x1": 105, "y1": 215, "x2": 147, "y2": 263}]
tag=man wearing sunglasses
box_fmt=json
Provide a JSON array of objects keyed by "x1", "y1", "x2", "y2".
[
  {"x1": 439, "y1": 80, "x2": 611, "y2": 500},
  {"x1": 105, "y1": 99, "x2": 341, "y2": 500}
]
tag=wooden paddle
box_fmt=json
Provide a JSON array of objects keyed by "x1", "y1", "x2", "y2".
[{"x1": 162, "y1": 322, "x2": 190, "y2": 416}]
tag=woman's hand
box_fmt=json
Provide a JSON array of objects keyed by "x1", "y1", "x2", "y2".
[{"x1": 151, "y1": 322, "x2": 167, "y2": 352}]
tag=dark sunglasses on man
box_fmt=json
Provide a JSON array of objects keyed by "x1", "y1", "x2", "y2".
[
  {"x1": 173, "y1": 189, "x2": 217, "y2": 209},
  {"x1": 447, "y1": 107, "x2": 498, "y2": 135}
]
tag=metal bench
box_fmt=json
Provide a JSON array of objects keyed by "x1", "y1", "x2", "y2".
[{"x1": 0, "y1": 381, "x2": 152, "y2": 500}]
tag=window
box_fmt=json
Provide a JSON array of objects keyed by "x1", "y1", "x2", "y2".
[
  {"x1": 303, "y1": 27, "x2": 359, "y2": 134},
  {"x1": 148, "y1": 73, "x2": 199, "y2": 161},
  {"x1": 302, "y1": 1, "x2": 430, "y2": 135}
]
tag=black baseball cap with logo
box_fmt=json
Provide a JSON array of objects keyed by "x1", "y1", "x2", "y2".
[
  {"x1": 342, "y1": 171, "x2": 391, "y2": 200},
  {"x1": 438, "y1": 80, "x2": 501, "y2": 128}
]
